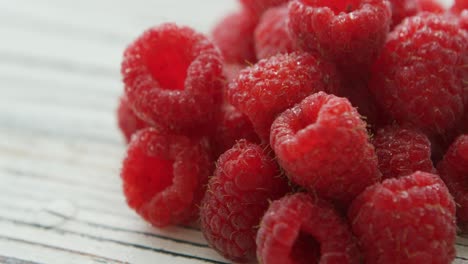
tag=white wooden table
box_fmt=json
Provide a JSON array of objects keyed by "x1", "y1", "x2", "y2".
[{"x1": 0, "y1": 0, "x2": 467, "y2": 263}]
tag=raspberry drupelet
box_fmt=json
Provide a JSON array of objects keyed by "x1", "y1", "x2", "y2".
[
  {"x1": 437, "y1": 135, "x2": 468, "y2": 233},
  {"x1": 211, "y1": 9, "x2": 258, "y2": 65},
  {"x1": 369, "y1": 13, "x2": 468, "y2": 135},
  {"x1": 270, "y1": 92, "x2": 381, "y2": 205},
  {"x1": 227, "y1": 52, "x2": 341, "y2": 142},
  {"x1": 288, "y1": 0, "x2": 391, "y2": 75},
  {"x1": 200, "y1": 140, "x2": 289, "y2": 262},
  {"x1": 254, "y1": 5, "x2": 297, "y2": 60},
  {"x1": 122, "y1": 23, "x2": 224, "y2": 137},
  {"x1": 121, "y1": 128, "x2": 212, "y2": 227},
  {"x1": 348, "y1": 171, "x2": 456, "y2": 264},
  {"x1": 373, "y1": 125, "x2": 435, "y2": 179},
  {"x1": 256, "y1": 193, "x2": 360, "y2": 264},
  {"x1": 117, "y1": 96, "x2": 148, "y2": 143}
]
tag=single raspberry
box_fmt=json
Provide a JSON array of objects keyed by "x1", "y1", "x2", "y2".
[
  {"x1": 227, "y1": 52, "x2": 340, "y2": 142},
  {"x1": 270, "y1": 92, "x2": 381, "y2": 205},
  {"x1": 437, "y1": 135, "x2": 468, "y2": 233},
  {"x1": 121, "y1": 128, "x2": 211, "y2": 227},
  {"x1": 122, "y1": 23, "x2": 223, "y2": 136},
  {"x1": 211, "y1": 9, "x2": 257, "y2": 65},
  {"x1": 451, "y1": 0, "x2": 468, "y2": 14},
  {"x1": 348, "y1": 171, "x2": 456, "y2": 264},
  {"x1": 369, "y1": 13, "x2": 468, "y2": 135},
  {"x1": 200, "y1": 140, "x2": 289, "y2": 262},
  {"x1": 288, "y1": 0, "x2": 391, "y2": 74},
  {"x1": 117, "y1": 96, "x2": 148, "y2": 143},
  {"x1": 213, "y1": 104, "x2": 260, "y2": 157},
  {"x1": 256, "y1": 193, "x2": 360, "y2": 264},
  {"x1": 240, "y1": 0, "x2": 290, "y2": 17},
  {"x1": 373, "y1": 125, "x2": 435, "y2": 179},
  {"x1": 254, "y1": 5, "x2": 297, "y2": 60}
]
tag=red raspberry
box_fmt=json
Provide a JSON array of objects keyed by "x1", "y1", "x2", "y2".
[
  {"x1": 227, "y1": 52, "x2": 340, "y2": 142},
  {"x1": 213, "y1": 104, "x2": 260, "y2": 157},
  {"x1": 122, "y1": 23, "x2": 223, "y2": 136},
  {"x1": 121, "y1": 128, "x2": 211, "y2": 227},
  {"x1": 288, "y1": 0, "x2": 391, "y2": 74},
  {"x1": 240, "y1": 0, "x2": 290, "y2": 17},
  {"x1": 437, "y1": 135, "x2": 468, "y2": 233},
  {"x1": 270, "y1": 92, "x2": 381, "y2": 205},
  {"x1": 211, "y1": 9, "x2": 257, "y2": 65},
  {"x1": 369, "y1": 13, "x2": 468, "y2": 135},
  {"x1": 117, "y1": 96, "x2": 148, "y2": 143},
  {"x1": 200, "y1": 140, "x2": 289, "y2": 262},
  {"x1": 256, "y1": 193, "x2": 360, "y2": 264},
  {"x1": 348, "y1": 171, "x2": 456, "y2": 264},
  {"x1": 451, "y1": 0, "x2": 468, "y2": 14},
  {"x1": 254, "y1": 5, "x2": 297, "y2": 60},
  {"x1": 373, "y1": 125, "x2": 435, "y2": 179}
]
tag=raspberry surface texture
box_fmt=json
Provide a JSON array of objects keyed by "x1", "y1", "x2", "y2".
[
  {"x1": 348, "y1": 171, "x2": 456, "y2": 264},
  {"x1": 369, "y1": 13, "x2": 468, "y2": 135},
  {"x1": 213, "y1": 104, "x2": 260, "y2": 157},
  {"x1": 437, "y1": 135, "x2": 468, "y2": 233},
  {"x1": 288, "y1": 0, "x2": 391, "y2": 74},
  {"x1": 240, "y1": 0, "x2": 291, "y2": 17},
  {"x1": 212, "y1": 9, "x2": 257, "y2": 65},
  {"x1": 461, "y1": 10, "x2": 468, "y2": 30},
  {"x1": 373, "y1": 125, "x2": 435, "y2": 179},
  {"x1": 117, "y1": 96, "x2": 148, "y2": 143},
  {"x1": 256, "y1": 193, "x2": 360, "y2": 264},
  {"x1": 200, "y1": 140, "x2": 289, "y2": 262},
  {"x1": 122, "y1": 23, "x2": 223, "y2": 136},
  {"x1": 388, "y1": 0, "x2": 444, "y2": 27},
  {"x1": 270, "y1": 92, "x2": 381, "y2": 204},
  {"x1": 227, "y1": 52, "x2": 340, "y2": 142},
  {"x1": 254, "y1": 5, "x2": 297, "y2": 60},
  {"x1": 121, "y1": 128, "x2": 211, "y2": 227}
]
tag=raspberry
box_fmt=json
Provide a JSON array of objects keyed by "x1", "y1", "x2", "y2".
[
  {"x1": 240, "y1": 0, "x2": 290, "y2": 17},
  {"x1": 122, "y1": 23, "x2": 223, "y2": 136},
  {"x1": 373, "y1": 125, "x2": 435, "y2": 179},
  {"x1": 348, "y1": 171, "x2": 456, "y2": 264},
  {"x1": 211, "y1": 9, "x2": 257, "y2": 65},
  {"x1": 451, "y1": 0, "x2": 468, "y2": 14},
  {"x1": 200, "y1": 140, "x2": 289, "y2": 262},
  {"x1": 117, "y1": 96, "x2": 148, "y2": 143},
  {"x1": 437, "y1": 135, "x2": 468, "y2": 233},
  {"x1": 288, "y1": 0, "x2": 391, "y2": 74},
  {"x1": 369, "y1": 13, "x2": 468, "y2": 135},
  {"x1": 256, "y1": 193, "x2": 360, "y2": 264},
  {"x1": 227, "y1": 52, "x2": 340, "y2": 142},
  {"x1": 213, "y1": 104, "x2": 260, "y2": 157},
  {"x1": 121, "y1": 128, "x2": 211, "y2": 227},
  {"x1": 254, "y1": 5, "x2": 297, "y2": 60},
  {"x1": 270, "y1": 92, "x2": 381, "y2": 205}
]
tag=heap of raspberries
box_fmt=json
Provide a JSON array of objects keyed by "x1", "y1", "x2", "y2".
[{"x1": 116, "y1": 0, "x2": 467, "y2": 263}]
